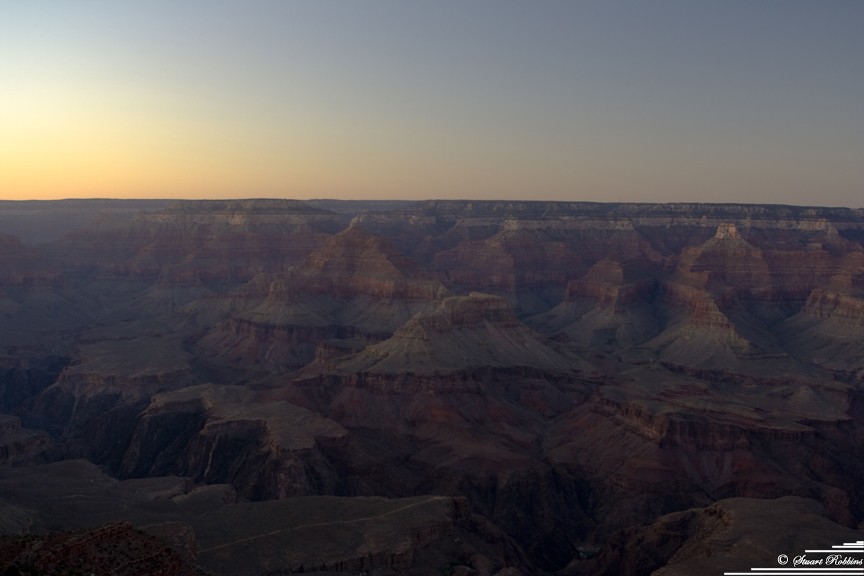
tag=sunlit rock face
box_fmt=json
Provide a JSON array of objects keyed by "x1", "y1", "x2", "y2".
[{"x1": 1, "y1": 199, "x2": 864, "y2": 575}]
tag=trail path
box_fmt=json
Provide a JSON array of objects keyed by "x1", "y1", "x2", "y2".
[{"x1": 197, "y1": 495, "x2": 450, "y2": 555}]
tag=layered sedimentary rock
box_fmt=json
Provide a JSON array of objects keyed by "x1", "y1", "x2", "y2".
[
  {"x1": 119, "y1": 384, "x2": 347, "y2": 499},
  {"x1": 781, "y1": 286, "x2": 864, "y2": 371},
  {"x1": 563, "y1": 496, "x2": 863, "y2": 576},
  {"x1": 191, "y1": 274, "x2": 342, "y2": 370},
  {"x1": 545, "y1": 359, "x2": 864, "y2": 534},
  {"x1": 0, "y1": 199, "x2": 172, "y2": 244},
  {"x1": 51, "y1": 199, "x2": 344, "y2": 281},
  {"x1": 0, "y1": 234, "x2": 68, "y2": 346},
  {"x1": 327, "y1": 292, "x2": 574, "y2": 379},
  {"x1": 1, "y1": 199, "x2": 864, "y2": 574},
  {"x1": 193, "y1": 226, "x2": 448, "y2": 369},
  {"x1": 529, "y1": 258, "x2": 661, "y2": 347},
  {"x1": 13, "y1": 331, "x2": 203, "y2": 479}
]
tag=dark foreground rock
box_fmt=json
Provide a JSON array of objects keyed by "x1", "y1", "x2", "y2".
[{"x1": 0, "y1": 522, "x2": 208, "y2": 576}]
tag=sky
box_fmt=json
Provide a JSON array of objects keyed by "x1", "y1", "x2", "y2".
[{"x1": 1, "y1": 1, "x2": 862, "y2": 207}]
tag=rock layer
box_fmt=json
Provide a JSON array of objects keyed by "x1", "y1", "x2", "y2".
[{"x1": 1, "y1": 199, "x2": 863, "y2": 574}]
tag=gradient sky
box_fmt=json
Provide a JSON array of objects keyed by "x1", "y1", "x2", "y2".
[{"x1": 1, "y1": 1, "x2": 862, "y2": 206}]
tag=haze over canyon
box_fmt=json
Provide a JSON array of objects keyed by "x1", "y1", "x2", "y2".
[{"x1": 0, "y1": 198, "x2": 862, "y2": 575}]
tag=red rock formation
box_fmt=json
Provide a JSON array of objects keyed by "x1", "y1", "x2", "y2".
[
  {"x1": 193, "y1": 227, "x2": 448, "y2": 369},
  {"x1": 298, "y1": 225, "x2": 446, "y2": 301},
  {"x1": 530, "y1": 258, "x2": 661, "y2": 346},
  {"x1": 51, "y1": 199, "x2": 344, "y2": 283},
  {"x1": 325, "y1": 293, "x2": 575, "y2": 378},
  {"x1": 2, "y1": 199, "x2": 864, "y2": 574}
]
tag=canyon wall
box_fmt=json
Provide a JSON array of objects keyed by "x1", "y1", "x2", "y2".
[{"x1": 1, "y1": 199, "x2": 863, "y2": 575}]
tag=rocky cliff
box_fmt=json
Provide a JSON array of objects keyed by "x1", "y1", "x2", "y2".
[
  {"x1": 118, "y1": 384, "x2": 347, "y2": 499},
  {"x1": 562, "y1": 496, "x2": 863, "y2": 576},
  {"x1": 1, "y1": 199, "x2": 863, "y2": 574},
  {"x1": 0, "y1": 522, "x2": 209, "y2": 576}
]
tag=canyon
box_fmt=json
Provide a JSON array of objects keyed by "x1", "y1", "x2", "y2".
[{"x1": 1, "y1": 198, "x2": 862, "y2": 575}]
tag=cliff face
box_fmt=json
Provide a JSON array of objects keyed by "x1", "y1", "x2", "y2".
[
  {"x1": 191, "y1": 226, "x2": 449, "y2": 370},
  {"x1": 528, "y1": 258, "x2": 661, "y2": 347},
  {"x1": 562, "y1": 496, "x2": 864, "y2": 576},
  {"x1": 115, "y1": 384, "x2": 347, "y2": 499},
  {"x1": 324, "y1": 292, "x2": 575, "y2": 379},
  {"x1": 2, "y1": 199, "x2": 864, "y2": 574},
  {"x1": 48, "y1": 199, "x2": 345, "y2": 286},
  {"x1": 297, "y1": 226, "x2": 446, "y2": 299},
  {"x1": 0, "y1": 235, "x2": 67, "y2": 343},
  {"x1": 0, "y1": 234, "x2": 60, "y2": 289},
  {"x1": 0, "y1": 414, "x2": 51, "y2": 463}
]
